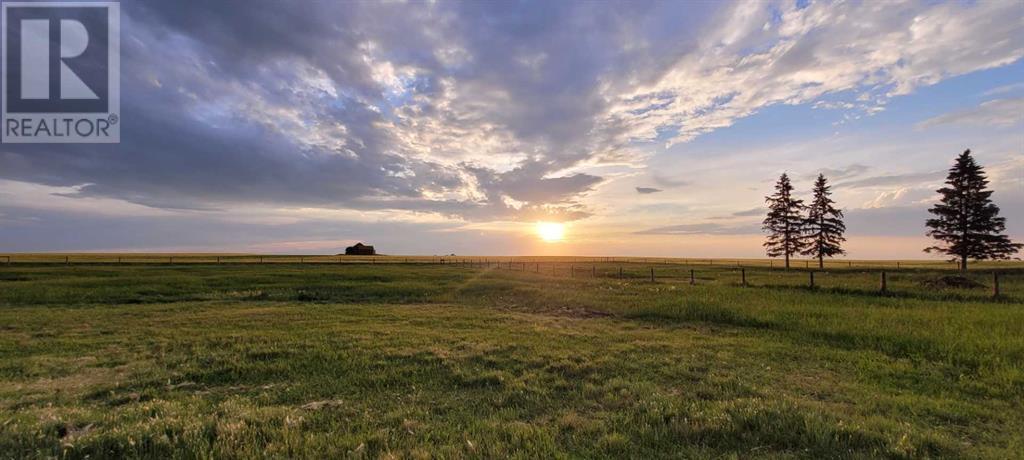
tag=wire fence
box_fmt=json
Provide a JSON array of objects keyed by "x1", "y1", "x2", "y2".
[
  {"x1": 474, "y1": 260, "x2": 1016, "y2": 299},
  {"x1": 1, "y1": 253, "x2": 1009, "y2": 271}
]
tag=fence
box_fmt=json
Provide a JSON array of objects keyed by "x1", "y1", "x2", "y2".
[
  {"x1": 1, "y1": 253, "x2": 996, "y2": 271},
  {"x1": 475, "y1": 260, "x2": 1013, "y2": 299}
]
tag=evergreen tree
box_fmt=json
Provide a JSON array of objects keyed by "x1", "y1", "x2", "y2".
[
  {"x1": 763, "y1": 173, "x2": 807, "y2": 269},
  {"x1": 801, "y1": 174, "x2": 846, "y2": 269},
  {"x1": 925, "y1": 149, "x2": 1021, "y2": 272}
]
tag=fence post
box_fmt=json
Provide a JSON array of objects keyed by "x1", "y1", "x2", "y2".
[
  {"x1": 805, "y1": 260, "x2": 809, "y2": 269},
  {"x1": 993, "y1": 272, "x2": 1000, "y2": 298},
  {"x1": 217, "y1": 256, "x2": 221, "y2": 264},
  {"x1": 741, "y1": 268, "x2": 746, "y2": 287},
  {"x1": 570, "y1": 265, "x2": 574, "y2": 278},
  {"x1": 880, "y1": 271, "x2": 887, "y2": 293},
  {"x1": 896, "y1": 261, "x2": 900, "y2": 270},
  {"x1": 809, "y1": 271, "x2": 815, "y2": 289},
  {"x1": 690, "y1": 269, "x2": 695, "y2": 285},
  {"x1": 65, "y1": 256, "x2": 69, "y2": 265},
  {"x1": 592, "y1": 266, "x2": 596, "y2": 278},
  {"x1": 117, "y1": 256, "x2": 121, "y2": 264},
  {"x1": 650, "y1": 267, "x2": 655, "y2": 282},
  {"x1": 619, "y1": 266, "x2": 623, "y2": 279}
]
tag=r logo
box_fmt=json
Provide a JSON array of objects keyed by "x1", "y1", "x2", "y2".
[
  {"x1": 21, "y1": 17, "x2": 100, "y2": 101},
  {"x1": 2, "y1": 2, "x2": 119, "y2": 143}
]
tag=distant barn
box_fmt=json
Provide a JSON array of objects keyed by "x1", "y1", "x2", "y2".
[{"x1": 344, "y1": 242, "x2": 376, "y2": 256}]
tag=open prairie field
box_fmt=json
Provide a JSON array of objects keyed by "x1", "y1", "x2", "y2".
[{"x1": 1, "y1": 261, "x2": 1022, "y2": 458}]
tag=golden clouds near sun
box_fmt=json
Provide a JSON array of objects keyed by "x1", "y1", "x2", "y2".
[{"x1": 536, "y1": 222, "x2": 565, "y2": 242}]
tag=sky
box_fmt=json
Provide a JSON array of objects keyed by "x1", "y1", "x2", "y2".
[{"x1": 1, "y1": 0, "x2": 1022, "y2": 258}]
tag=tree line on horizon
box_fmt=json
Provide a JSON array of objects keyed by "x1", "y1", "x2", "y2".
[{"x1": 763, "y1": 149, "x2": 1021, "y2": 271}]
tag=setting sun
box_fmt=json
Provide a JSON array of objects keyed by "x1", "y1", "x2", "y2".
[{"x1": 536, "y1": 222, "x2": 565, "y2": 242}]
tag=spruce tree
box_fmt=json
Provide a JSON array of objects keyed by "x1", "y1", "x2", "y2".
[
  {"x1": 801, "y1": 174, "x2": 846, "y2": 269},
  {"x1": 763, "y1": 173, "x2": 807, "y2": 269},
  {"x1": 925, "y1": 149, "x2": 1021, "y2": 272}
]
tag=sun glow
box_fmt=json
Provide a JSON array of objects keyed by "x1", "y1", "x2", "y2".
[{"x1": 536, "y1": 222, "x2": 565, "y2": 242}]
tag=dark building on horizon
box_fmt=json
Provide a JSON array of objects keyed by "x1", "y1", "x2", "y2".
[{"x1": 344, "y1": 242, "x2": 376, "y2": 255}]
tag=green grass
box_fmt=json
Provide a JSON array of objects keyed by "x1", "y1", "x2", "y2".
[{"x1": 0, "y1": 263, "x2": 1022, "y2": 458}]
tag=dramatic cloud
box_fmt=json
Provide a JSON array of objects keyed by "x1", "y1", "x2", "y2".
[
  {"x1": 0, "y1": 0, "x2": 1021, "y2": 255},
  {"x1": 604, "y1": 0, "x2": 1024, "y2": 146}
]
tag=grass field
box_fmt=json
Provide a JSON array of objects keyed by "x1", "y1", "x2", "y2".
[{"x1": 1, "y1": 261, "x2": 1022, "y2": 458}]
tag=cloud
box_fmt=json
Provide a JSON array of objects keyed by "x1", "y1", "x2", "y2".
[
  {"x1": 809, "y1": 164, "x2": 870, "y2": 181},
  {"x1": 841, "y1": 206, "x2": 931, "y2": 237},
  {"x1": 0, "y1": 204, "x2": 516, "y2": 253},
  {"x1": 635, "y1": 187, "x2": 663, "y2": 194},
  {"x1": 0, "y1": 0, "x2": 1021, "y2": 231},
  {"x1": 835, "y1": 172, "x2": 945, "y2": 190},
  {"x1": 917, "y1": 98, "x2": 1024, "y2": 129},
  {"x1": 731, "y1": 207, "x2": 763, "y2": 217},
  {"x1": 861, "y1": 187, "x2": 936, "y2": 209},
  {"x1": 982, "y1": 83, "x2": 1024, "y2": 97},
  {"x1": 707, "y1": 207, "x2": 763, "y2": 220},
  {"x1": 651, "y1": 174, "x2": 690, "y2": 189},
  {"x1": 635, "y1": 222, "x2": 760, "y2": 235},
  {"x1": 603, "y1": 0, "x2": 1024, "y2": 146}
]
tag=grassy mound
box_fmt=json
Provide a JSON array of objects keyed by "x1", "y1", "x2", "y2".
[{"x1": 921, "y1": 275, "x2": 985, "y2": 289}]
